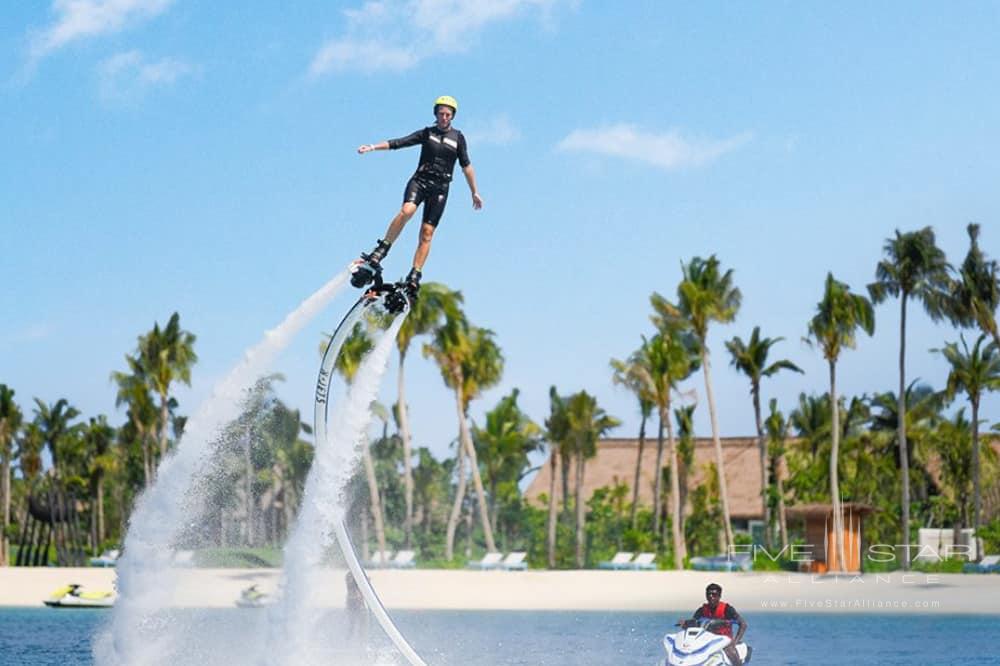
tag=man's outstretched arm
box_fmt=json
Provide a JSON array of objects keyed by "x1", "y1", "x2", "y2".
[{"x1": 461, "y1": 164, "x2": 483, "y2": 209}]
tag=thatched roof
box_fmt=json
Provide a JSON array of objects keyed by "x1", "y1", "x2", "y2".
[{"x1": 523, "y1": 437, "x2": 766, "y2": 519}]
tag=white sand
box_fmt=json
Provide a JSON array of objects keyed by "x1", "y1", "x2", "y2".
[{"x1": 2, "y1": 567, "x2": 996, "y2": 614}]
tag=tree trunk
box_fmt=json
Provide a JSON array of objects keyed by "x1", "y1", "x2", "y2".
[
  {"x1": 652, "y1": 414, "x2": 665, "y2": 537},
  {"x1": 972, "y1": 397, "x2": 982, "y2": 562},
  {"x1": 702, "y1": 348, "x2": 734, "y2": 551},
  {"x1": 575, "y1": 452, "x2": 586, "y2": 568},
  {"x1": 630, "y1": 414, "x2": 647, "y2": 529},
  {"x1": 159, "y1": 393, "x2": 170, "y2": 460},
  {"x1": 777, "y1": 467, "x2": 789, "y2": 550},
  {"x1": 1, "y1": 452, "x2": 9, "y2": 566},
  {"x1": 454, "y1": 389, "x2": 497, "y2": 553},
  {"x1": 829, "y1": 360, "x2": 847, "y2": 572},
  {"x1": 397, "y1": 349, "x2": 415, "y2": 548},
  {"x1": 244, "y1": 434, "x2": 255, "y2": 547},
  {"x1": 96, "y1": 472, "x2": 105, "y2": 547},
  {"x1": 547, "y1": 449, "x2": 558, "y2": 568},
  {"x1": 752, "y1": 382, "x2": 769, "y2": 548},
  {"x1": 560, "y1": 445, "x2": 571, "y2": 520},
  {"x1": 362, "y1": 440, "x2": 387, "y2": 562},
  {"x1": 665, "y1": 405, "x2": 686, "y2": 569},
  {"x1": 445, "y1": 433, "x2": 468, "y2": 561},
  {"x1": 898, "y1": 294, "x2": 911, "y2": 570}
]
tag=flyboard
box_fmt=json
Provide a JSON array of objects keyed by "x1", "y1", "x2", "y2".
[{"x1": 313, "y1": 274, "x2": 427, "y2": 666}]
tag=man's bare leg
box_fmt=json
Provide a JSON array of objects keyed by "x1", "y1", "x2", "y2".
[
  {"x1": 724, "y1": 644, "x2": 742, "y2": 666},
  {"x1": 412, "y1": 222, "x2": 436, "y2": 271},
  {"x1": 383, "y1": 202, "x2": 419, "y2": 244}
]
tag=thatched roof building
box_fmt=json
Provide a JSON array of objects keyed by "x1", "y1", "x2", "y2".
[{"x1": 524, "y1": 437, "x2": 766, "y2": 521}]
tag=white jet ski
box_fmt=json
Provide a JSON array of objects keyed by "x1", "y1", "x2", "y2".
[
  {"x1": 659, "y1": 619, "x2": 752, "y2": 666},
  {"x1": 43, "y1": 583, "x2": 115, "y2": 608}
]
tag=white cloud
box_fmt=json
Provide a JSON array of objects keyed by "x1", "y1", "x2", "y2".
[
  {"x1": 29, "y1": 0, "x2": 174, "y2": 61},
  {"x1": 309, "y1": 0, "x2": 569, "y2": 77},
  {"x1": 98, "y1": 50, "x2": 193, "y2": 102},
  {"x1": 557, "y1": 124, "x2": 752, "y2": 170},
  {"x1": 309, "y1": 39, "x2": 418, "y2": 76},
  {"x1": 465, "y1": 114, "x2": 521, "y2": 146}
]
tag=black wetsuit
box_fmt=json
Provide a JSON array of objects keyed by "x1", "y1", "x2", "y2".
[{"x1": 388, "y1": 125, "x2": 471, "y2": 227}]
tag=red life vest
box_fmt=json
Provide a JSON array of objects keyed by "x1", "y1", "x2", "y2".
[{"x1": 700, "y1": 601, "x2": 732, "y2": 637}]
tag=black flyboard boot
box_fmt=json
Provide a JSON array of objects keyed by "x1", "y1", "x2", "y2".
[
  {"x1": 384, "y1": 268, "x2": 420, "y2": 314},
  {"x1": 351, "y1": 239, "x2": 391, "y2": 288}
]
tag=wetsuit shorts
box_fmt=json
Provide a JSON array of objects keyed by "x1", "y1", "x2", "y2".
[{"x1": 403, "y1": 176, "x2": 449, "y2": 227}]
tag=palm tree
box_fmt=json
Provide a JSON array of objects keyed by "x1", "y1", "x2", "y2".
[
  {"x1": 610, "y1": 346, "x2": 654, "y2": 529},
  {"x1": 394, "y1": 282, "x2": 460, "y2": 546},
  {"x1": 725, "y1": 327, "x2": 803, "y2": 547},
  {"x1": 950, "y1": 224, "x2": 1000, "y2": 349},
  {"x1": 652, "y1": 255, "x2": 742, "y2": 551},
  {"x1": 139, "y1": 313, "x2": 198, "y2": 460},
  {"x1": 32, "y1": 398, "x2": 81, "y2": 480},
  {"x1": 674, "y1": 404, "x2": 697, "y2": 541},
  {"x1": 424, "y1": 312, "x2": 504, "y2": 560},
  {"x1": 868, "y1": 227, "x2": 950, "y2": 569},
  {"x1": 0, "y1": 385, "x2": 23, "y2": 566},
  {"x1": 763, "y1": 399, "x2": 791, "y2": 549},
  {"x1": 564, "y1": 390, "x2": 620, "y2": 568},
  {"x1": 806, "y1": 273, "x2": 875, "y2": 572},
  {"x1": 111, "y1": 356, "x2": 159, "y2": 485},
  {"x1": 934, "y1": 334, "x2": 1000, "y2": 552},
  {"x1": 83, "y1": 416, "x2": 116, "y2": 550},
  {"x1": 637, "y1": 330, "x2": 699, "y2": 568},
  {"x1": 472, "y1": 388, "x2": 541, "y2": 535},
  {"x1": 332, "y1": 322, "x2": 388, "y2": 562},
  {"x1": 544, "y1": 387, "x2": 570, "y2": 568}
]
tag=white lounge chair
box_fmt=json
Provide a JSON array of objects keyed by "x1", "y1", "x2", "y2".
[
  {"x1": 598, "y1": 552, "x2": 634, "y2": 570},
  {"x1": 366, "y1": 550, "x2": 393, "y2": 568},
  {"x1": 89, "y1": 548, "x2": 120, "y2": 567},
  {"x1": 172, "y1": 550, "x2": 195, "y2": 567},
  {"x1": 390, "y1": 550, "x2": 416, "y2": 569},
  {"x1": 629, "y1": 552, "x2": 657, "y2": 570},
  {"x1": 467, "y1": 552, "x2": 504, "y2": 570},
  {"x1": 500, "y1": 552, "x2": 528, "y2": 571}
]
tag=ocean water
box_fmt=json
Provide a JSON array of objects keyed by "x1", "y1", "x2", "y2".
[{"x1": 1, "y1": 607, "x2": 995, "y2": 665}]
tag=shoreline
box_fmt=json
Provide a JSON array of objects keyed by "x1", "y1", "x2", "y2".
[{"x1": 2, "y1": 568, "x2": 998, "y2": 614}]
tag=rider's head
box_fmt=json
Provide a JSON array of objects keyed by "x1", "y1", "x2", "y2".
[
  {"x1": 433, "y1": 95, "x2": 458, "y2": 126},
  {"x1": 706, "y1": 583, "x2": 722, "y2": 602}
]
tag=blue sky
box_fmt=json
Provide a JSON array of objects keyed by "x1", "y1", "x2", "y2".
[{"x1": 3, "y1": 2, "x2": 999, "y2": 462}]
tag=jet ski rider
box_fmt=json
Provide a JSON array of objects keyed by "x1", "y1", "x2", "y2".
[
  {"x1": 353, "y1": 95, "x2": 483, "y2": 297},
  {"x1": 688, "y1": 583, "x2": 748, "y2": 666}
]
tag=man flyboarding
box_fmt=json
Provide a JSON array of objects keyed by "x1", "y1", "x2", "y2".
[{"x1": 351, "y1": 95, "x2": 483, "y2": 299}]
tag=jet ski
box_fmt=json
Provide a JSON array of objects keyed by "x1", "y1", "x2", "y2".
[
  {"x1": 235, "y1": 584, "x2": 272, "y2": 608},
  {"x1": 43, "y1": 583, "x2": 115, "y2": 608},
  {"x1": 659, "y1": 619, "x2": 752, "y2": 666}
]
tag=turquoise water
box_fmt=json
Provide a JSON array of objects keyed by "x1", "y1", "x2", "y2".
[{"x1": 1, "y1": 607, "x2": 996, "y2": 665}]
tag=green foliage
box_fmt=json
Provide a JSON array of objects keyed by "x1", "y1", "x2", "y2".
[
  {"x1": 977, "y1": 518, "x2": 1000, "y2": 554},
  {"x1": 912, "y1": 557, "x2": 967, "y2": 574},
  {"x1": 686, "y1": 465, "x2": 723, "y2": 557}
]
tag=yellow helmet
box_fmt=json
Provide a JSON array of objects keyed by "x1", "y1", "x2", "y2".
[{"x1": 433, "y1": 95, "x2": 458, "y2": 115}]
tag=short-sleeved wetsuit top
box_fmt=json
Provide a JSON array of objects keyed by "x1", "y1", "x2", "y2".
[
  {"x1": 388, "y1": 125, "x2": 471, "y2": 227},
  {"x1": 389, "y1": 125, "x2": 471, "y2": 183}
]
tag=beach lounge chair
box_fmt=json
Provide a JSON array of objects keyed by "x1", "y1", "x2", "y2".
[
  {"x1": 598, "y1": 552, "x2": 634, "y2": 570},
  {"x1": 467, "y1": 552, "x2": 504, "y2": 570},
  {"x1": 89, "y1": 548, "x2": 120, "y2": 567},
  {"x1": 366, "y1": 550, "x2": 393, "y2": 568},
  {"x1": 629, "y1": 552, "x2": 657, "y2": 570},
  {"x1": 963, "y1": 554, "x2": 1000, "y2": 573},
  {"x1": 500, "y1": 552, "x2": 528, "y2": 571},
  {"x1": 390, "y1": 550, "x2": 416, "y2": 569},
  {"x1": 172, "y1": 550, "x2": 195, "y2": 567},
  {"x1": 690, "y1": 553, "x2": 753, "y2": 572}
]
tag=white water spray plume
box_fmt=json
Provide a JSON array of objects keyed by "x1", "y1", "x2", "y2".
[
  {"x1": 273, "y1": 310, "x2": 407, "y2": 665},
  {"x1": 95, "y1": 269, "x2": 350, "y2": 665}
]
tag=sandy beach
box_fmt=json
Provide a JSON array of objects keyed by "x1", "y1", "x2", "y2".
[{"x1": 2, "y1": 567, "x2": 998, "y2": 614}]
